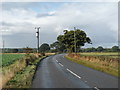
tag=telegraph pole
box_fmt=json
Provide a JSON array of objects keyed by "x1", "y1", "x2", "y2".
[
  {"x1": 35, "y1": 27, "x2": 40, "y2": 53},
  {"x1": 74, "y1": 27, "x2": 77, "y2": 53}
]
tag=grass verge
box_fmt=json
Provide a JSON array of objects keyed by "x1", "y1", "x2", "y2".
[
  {"x1": 65, "y1": 55, "x2": 119, "y2": 77},
  {"x1": 4, "y1": 56, "x2": 46, "y2": 88}
]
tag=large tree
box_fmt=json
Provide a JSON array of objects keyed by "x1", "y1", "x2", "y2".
[
  {"x1": 57, "y1": 29, "x2": 92, "y2": 52},
  {"x1": 112, "y1": 46, "x2": 119, "y2": 52},
  {"x1": 39, "y1": 43, "x2": 50, "y2": 53},
  {"x1": 50, "y1": 41, "x2": 66, "y2": 53},
  {"x1": 97, "y1": 46, "x2": 104, "y2": 52}
]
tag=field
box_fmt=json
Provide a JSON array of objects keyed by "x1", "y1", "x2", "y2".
[
  {"x1": 1, "y1": 53, "x2": 25, "y2": 67},
  {"x1": 66, "y1": 52, "x2": 120, "y2": 77},
  {"x1": 80, "y1": 52, "x2": 119, "y2": 58}
]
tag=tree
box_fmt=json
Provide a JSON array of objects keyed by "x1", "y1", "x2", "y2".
[
  {"x1": 39, "y1": 43, "x2": 50, "y2": 53},
  {"x1": 50, "y1": 41, "x2": 66, "y2": 53},
  {"x1": 97, "y1": 46, "x2": 104, "y2": 52},
  {"x1": 84, "y1": 47, "x2": 96, "y2": 52},
  {"x1": 112, "y1": 46, "x2": 119, "y2": 52},
  {"x1": 57, "y1": 29, "x2": 92, "y2": 52}
]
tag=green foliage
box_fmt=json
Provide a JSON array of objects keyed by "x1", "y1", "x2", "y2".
[
  {"x1": 6, "y1": 65, "x2": 36, "y2": 88},
  {"x1": 57, "y1": 29, "x2": 92, "y2": 52},
  {"x1": 2, "y1": 54, "x2": 24, "y2": 67},
  {"x1": 50, "y1": 41, "x2": 66, "y2": 53},
  {"x1": 82, "y1": 47, "x2": 96, "y2": 52},
  {"x1": 112, "y1": 46, "x2": 120, "y2": 52},
  {"x1": 25, "y1": 54, "x2": 38, "y2": 66},
  {"x1": 39, "y1": 43, "x2": 50, "y2": 53},
  {"x1": 97, "y1": 46, "x2": 104, "y2": 52}
]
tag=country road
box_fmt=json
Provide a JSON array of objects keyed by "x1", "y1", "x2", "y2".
[{"x1": 32, "y1": 54, "x2": 118, "y2": 89}]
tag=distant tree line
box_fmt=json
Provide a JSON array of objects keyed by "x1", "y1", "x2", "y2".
[
  {"x1": 81, "y1": 46, "x2": 120, "y2": 52},
  {"x1": 2, "y1": 47, "x2": 37, "y2": 53},
  {"x1": 1, "y1": 29, "x2": 119, "y2": 53},
  {"x1": 1, "y1": 45, "x2": 119, "y2": 53}
]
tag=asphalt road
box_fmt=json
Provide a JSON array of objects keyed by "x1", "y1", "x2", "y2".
[{"x1": 32, "y1": 54, "x2": 118, "y2": 89}]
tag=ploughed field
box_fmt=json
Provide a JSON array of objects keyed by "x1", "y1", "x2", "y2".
[{"x1": 1, "y1": 53, "x2": 25, "y2": 67}]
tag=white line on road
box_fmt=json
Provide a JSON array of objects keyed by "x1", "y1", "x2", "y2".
[
  {"x1": 94, "y1": 87, "x2": 100, "y2": 90},
  {"x1": 56, "y1": 60, "x2": 58, "y2": 62},
  {"x1": 59, "y1": 63, "x2": 64, "y2": 67},
  {"x1": 66, "y1": 68, "x2": 81, "y2": 79}
]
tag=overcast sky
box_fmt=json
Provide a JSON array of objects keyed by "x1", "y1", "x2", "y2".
[{"x1": 0, "y1": 1, "x2": 118, "y2": 48}]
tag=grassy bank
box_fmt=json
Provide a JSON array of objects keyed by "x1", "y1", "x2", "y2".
[
  {"x1": 65, "y1": 53, "x2": 120, "y2": 77},
  {"x1": 1, "y1": 53, "x2": 41, "y2": 88},
  {"x1": 5, "y1": 56, "x2": 45, "y2": 88},
  {"x1": 2, "y1": 57, "x2": 26, "y2": 88}
]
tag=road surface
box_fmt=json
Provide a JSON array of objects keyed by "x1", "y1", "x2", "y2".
[{"x1": 32, "y1": 54, "x2": 118, "y2": 89}]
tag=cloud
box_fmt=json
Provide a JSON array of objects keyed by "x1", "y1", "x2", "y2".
[
  {"x1": 1, "y1": 2, "x2": 118, "y2": 48},
  {"x1": 37, "y1": 11, "x2": 56, "y2": 17},
  {"x1": 1, "y1": 0, "x2": 119, "y2": 2}
]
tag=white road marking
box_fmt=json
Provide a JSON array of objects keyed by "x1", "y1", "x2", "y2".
[
  {"x1": 59, "y1": 63, "x2": 64, "y2": 67},
  {"x1": 56, "y1": 60, "x2": 58, "y2": 62},
  {"x1": 66, "y1": 68, "x2": 81, "y2": 79},
  {"x1": 85, "y1": 81, "x2": 87, "y2": 82},
  {"x1": 94, "y1": 87, "x2": 99, "y2": 90}
]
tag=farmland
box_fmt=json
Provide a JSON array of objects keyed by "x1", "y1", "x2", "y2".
[
  {"x1": 2, "y1": 53, "x2": 25, "y2": 67},
  {"x1": 66, "y1": 52, "x2": 120, "y2": 77}
]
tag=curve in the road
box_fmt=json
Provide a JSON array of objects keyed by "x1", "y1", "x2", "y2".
[{"x1": 32, "y1": 54, "x2": 118, "y2": 89}]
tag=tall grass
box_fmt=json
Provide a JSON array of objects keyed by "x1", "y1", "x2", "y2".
[
  {"x1": 1, "y1": 53, "x2": 41, "y2": 88},
  {"x1": 5, "y1": 56, "x2": 45, "y2": 88},
  {"x1": 66, "y1": 53, "x2": 120, "y2": 77},
  {"x1": 2, "y1": 58, "x2": 26, "y2": 88}
]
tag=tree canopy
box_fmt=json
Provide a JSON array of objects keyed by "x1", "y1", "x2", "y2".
[
  {"x1": 97, "y1": 46, "x2": 104, "y2": 52},
  {"x1": 57, "y1": 29, "x2": 92, "y2": 52},
  {"x1": 39, "y1": 43, "x2": 50, "y2": 53},
  {"x1": 112, "y1": 46, "x2": 119, "y2": 52},
  {"x1": 50, "y1": 41, "x2": 66, "y2": 53}
]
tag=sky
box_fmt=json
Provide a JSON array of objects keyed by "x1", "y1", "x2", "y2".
[{"x1": 0, "y1": 1, "x2": 119, "y2": 48}]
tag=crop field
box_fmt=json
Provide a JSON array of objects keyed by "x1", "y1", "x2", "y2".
[
  {"x1": 1, "y1": 53, "x2": 25, "y2": 67},
  {"x1": 80, "y1": 52, "x2": 120, "y2": 58}
]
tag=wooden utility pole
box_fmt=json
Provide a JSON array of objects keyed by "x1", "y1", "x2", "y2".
[
  {"x1": 35, "y1": 27, "x2": 40, "y2": 53},
  {"x1": 74, "y1": 27, "x2": 77, "y2": 53}
]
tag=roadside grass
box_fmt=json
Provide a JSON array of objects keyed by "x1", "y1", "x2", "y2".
[
  {"x1": 4, "y1": 56, "x2": 46, "y2": 88},
  {"x1": 1, "y1": 53, "x2": 41, "y2": 88},
  {"x1": 65, "y1": 53, "x2": 120, "y2": 77},
  {"x1": 2, "y1": 57, "x2": 26, "y2": 88},
  {"x1": 5, "y1": 65, "x2": 35, "y2": 88}
]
